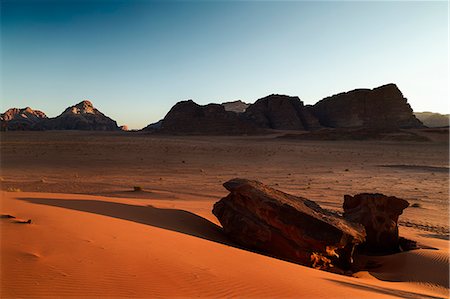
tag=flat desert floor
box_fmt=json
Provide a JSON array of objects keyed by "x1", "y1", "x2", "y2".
[{"x1": 1, "y1": 131, "x2": 449, "y2": 298}]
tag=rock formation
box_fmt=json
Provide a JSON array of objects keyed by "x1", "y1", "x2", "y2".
[
  {"x1": 1, "y1": 107, "x2": 47, "y2": 131},
  {"x1": 155, "y1": 100, "x2": 261, "y2": 135},
  {"x1": 35, "y1": 100, "x2": 120, "y2": 131},
  {"x1": 213, "y1": 178, "x2": 366, "y2": 271},
  {"x1": 243, "y1": 94, "x2": 321, "y2": 130},
  {"x1": 414, "y1": 112, "x2": 449, "y2": 128},
  {"x1": 343, "y1": 193, "x2": 409, "y2": 253},
  {"x1": 312, "y1": 84, "x2": 424, "y2": 129},
  {"x1": 221, "y1": 100, "x2": 250, "y2": 113}
]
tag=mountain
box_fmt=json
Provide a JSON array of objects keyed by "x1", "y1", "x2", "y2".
[
  {"x1": 243, "y1": 94, "x2": 321, "y2": 130},
  {"x1": 312, "y1": 84, "x2": 424, "y2": 129},
  {"x1": 1, "y1": 107, "x2": 47, "y2": 131},
  {"x1": 151, "y1": 100, "x2": 261, "y2": 135},
  {"x1": 35, "y1": 100, "x2": 120, "y2": 131},
  {"x1": 414, "y1": 112, "x2": 449, "y2": 128},
  {"x1": 221, "y1": 100, "x2": 250, "y2": 113}
]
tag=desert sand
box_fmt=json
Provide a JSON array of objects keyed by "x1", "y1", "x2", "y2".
[{"x1": 1, "y1": 131, "x2": 449, "y2": 298}]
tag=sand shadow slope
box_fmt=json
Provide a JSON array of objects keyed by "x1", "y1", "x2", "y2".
[
  {"x1": 18, "y1": 197, "x2": 231, "y2": 246},
  {"x1": 325, "y1": 279, "x2": 445, "y2": 299},
  {"x1": 367, "y1": 250, "x2": 450, "y2": 289}
]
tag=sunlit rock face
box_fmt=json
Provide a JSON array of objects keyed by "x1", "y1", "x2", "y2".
[
  {"x1": 1, "y1": 107, "x2": 47, "y2": 131},
  {"x1": 221, "y1": 100, "x2": 250, "y2": 113},
  {"x1": 312, "y1": 84, "x2": 424, "y2": 129},
  {"x1": 35, "y1": 100, "x2": 120, "y2": 131},
  {"x1": 65, "y1": 100, "x2": 96, "y2": 115}
]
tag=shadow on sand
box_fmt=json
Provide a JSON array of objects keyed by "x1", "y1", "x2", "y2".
[
  {"x1": 325, "y1": 279, "x2": 445, "y2": 299},
  {"x1": 18, "y1": 197, "x2": 232, "y2": 246},
  {"x1": 16, "y1": 197, "x2": 448, "y2": 299}
]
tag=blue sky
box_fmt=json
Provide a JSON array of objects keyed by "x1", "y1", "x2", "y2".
[{"x1": 1, "y1": 0, "x2": 448, "y2": 129}]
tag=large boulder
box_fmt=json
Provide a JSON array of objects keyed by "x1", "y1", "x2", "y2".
[
  {"x1": 1, "y1": 107, "x2": 47, "y2": 131},
  {"x1": 312, "y1": 84, "x2": 424, "y2": 129},
  {"x1": 35, "y1": 100, "x2": 120, "y2": 131},
  {"x1": 213, "y1": 178, "x2": 366, "y2": 271},
  {"x1": 153, "y1": 100, "x2": 261, "y2": 135},
  {"x1": 244, "y1": 94, "x2": 321, "y2": 130},
  {"x1": 343, "y1": 193, "x2": 409, "y2": 253}
]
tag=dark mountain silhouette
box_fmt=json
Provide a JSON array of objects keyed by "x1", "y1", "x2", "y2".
[
  {"x1": 3, "y1": 83, "x2": 428, "y2": 134},
  {"x1": 243, "y1": 94, "x2": 322, "y2": 130},
  {"x1": 311, "y1": 84, "x2": 424, "y2": 129},
  {"x1": 148, "y1": 100, "x2": 262, "y2": 135}
]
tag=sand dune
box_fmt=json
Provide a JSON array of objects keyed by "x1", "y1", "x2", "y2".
[
  {"x1": 1, "y1": 132, "x2": 448, "y2": 298},
  {"x1": 1, "y1": 191, "x2": 448, "y2": 298}
]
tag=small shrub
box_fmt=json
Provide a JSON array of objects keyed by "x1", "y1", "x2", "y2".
[
  {"x1": 6, "y1": 187, "x2": 21, "y2": 192},
  {"x1": 411, "y1": 203, "x2": 422, "y2": 208},
  {"x1": 133, "y1": 186, "x2": 143, "y2": 192}
]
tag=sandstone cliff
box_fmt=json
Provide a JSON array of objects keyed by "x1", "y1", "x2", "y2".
[
  {"x1": 243, "y1": 94, "x2": 321, "y2": 130},
  {"x1": 312, "y1": 84, "x2": 423, "y2": 129},
  {"x1": 157, "y1": 100, "x2": 261, "y2": 135}
]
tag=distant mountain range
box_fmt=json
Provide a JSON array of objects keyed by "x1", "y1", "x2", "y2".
[
  {"x1": 414, "y1": 112, "x2": 449, "y2": 128},
  {"x1": 1, "y1": 83, "x2": 440, "y2": 133},
  {"x1": 1, "y1": 100, "x2": 120, "y2": 131},
  {"x1": 145, "y1": 83, "x2": 424, "y2": 134}
]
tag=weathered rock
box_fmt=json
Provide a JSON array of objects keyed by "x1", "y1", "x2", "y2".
[
  {"x1": 221, "y1": 100, "x2": 250, "y2": 113},
  {"x1": 343, "y1": 193, "x2": 409, "y2": 253},
  {"x1": 213, "y1": 178, "x2": 366, "y2": 270},
  {"x1": 154, "y1": 100, "x2": 261, "y2": 135},
  {"x1": 1, "y1": 107, "x2": 47, "y2": 131},
  {"x1": 312, "y1": 84, "x2": 424, "y2": 129},
  {"x1": 244, "y1": 94, "x2": 321, "y2": 130},
  {"x1": 35, "y1": 100, "x2": 120, "y2": 131}
]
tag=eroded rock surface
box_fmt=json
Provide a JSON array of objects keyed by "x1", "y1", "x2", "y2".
[
  {"x1": 343, "y1": 193, "x2": 409, "y2": 253},
  {"x1": 312, "y1": 84, "x2": 424, "y2": 129},
  {"x1": 244, "y1": 95, "x2": 321, "y2": 130},
  {"x1": 157, "y1": 100, "x2": 261, "y2": 135},
  {"x1": 213, "y1": 178, "x2": 366, "y2": 271}
]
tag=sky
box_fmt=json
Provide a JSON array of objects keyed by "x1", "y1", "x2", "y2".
[{"x1": 1, "y1": 0, "x2": 448, "y2": 129}]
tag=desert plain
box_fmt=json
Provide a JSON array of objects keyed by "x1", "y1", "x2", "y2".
[{"x1": 1, "y1": 130, "x2": 449, "y2": 298}]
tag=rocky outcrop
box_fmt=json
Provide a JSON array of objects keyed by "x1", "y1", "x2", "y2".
[
  {"x1": 35, "y1": 100, "x2": 119, "y2": 131},
  {"x1": 213, "y1": 178, "x2": 366, "y2": 271},
  {"x1": 156, "y1": 100, "x2": 261, "y2": 135},
  {"x1": 312, "y1": 84, "x2": 424, "y2": 129},
  {"x1": 343, "y1": 193, "x2": 409, "y2": 253},
  {"x1": 414, "y1": 112, "x2": 449, "y2": 128},
  {"x1": 1, "y1": 107, "x2": 47, "y2": 131},
  {"x1": 221, "y1": 100, "x2": 250, "y2": 113},
  {"x1": 243, "y1": 95, "x2": 321, "y2": 130}
]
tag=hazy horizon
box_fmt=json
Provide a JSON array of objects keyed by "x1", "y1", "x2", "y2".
[{"x1": 1, "y1": 0, "x2": 448, "y2": 129}]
